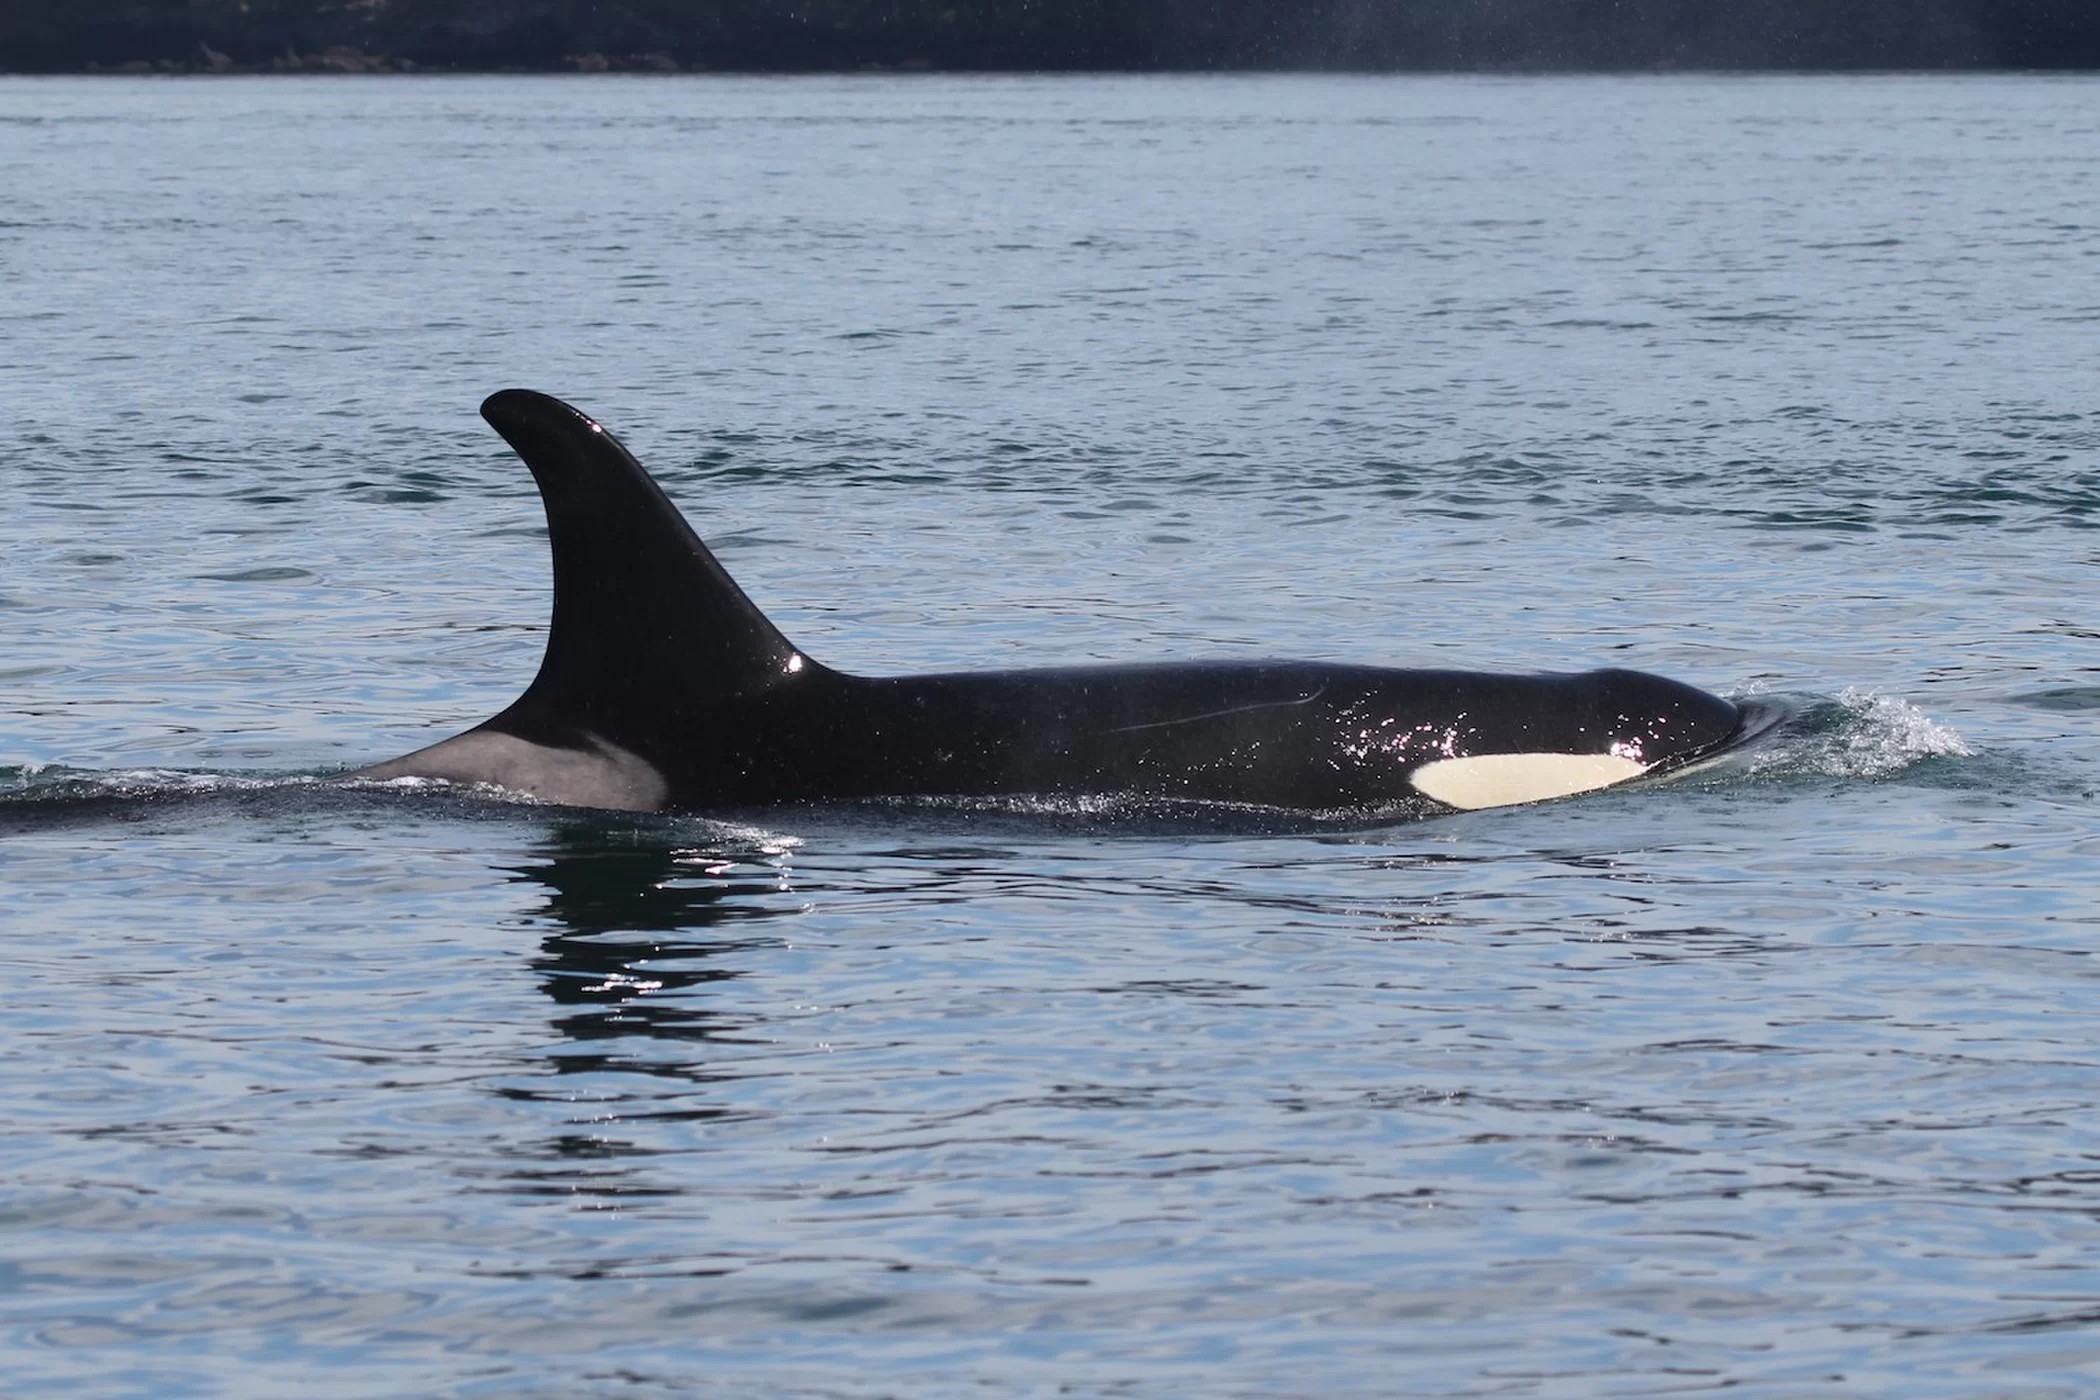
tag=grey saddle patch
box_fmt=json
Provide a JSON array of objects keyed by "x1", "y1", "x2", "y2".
[{"x1": 350, "y1": 729, "x2": 668, "y2": 811}]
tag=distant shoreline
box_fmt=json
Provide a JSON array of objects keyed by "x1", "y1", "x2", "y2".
[
  {"x1": 26, "y1": 56, "x2": 2100, "y2": 79},
  {"x1": 9, "y1": 0, "x2": 2100, "y2": 77}
]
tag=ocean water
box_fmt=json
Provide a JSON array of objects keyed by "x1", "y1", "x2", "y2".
[{"x1": 1, "y1": 72, "x2": 2097, "y2": 1397}]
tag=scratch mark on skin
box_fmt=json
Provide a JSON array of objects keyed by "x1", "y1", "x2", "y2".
[{"x1": 1109, "y1": 685, "x2": 1329, "y2": 734}]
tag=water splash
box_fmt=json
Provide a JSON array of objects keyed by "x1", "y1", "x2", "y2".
[{"x1": 1747, "y1": 687, "x2": 1972, "y2": 781}]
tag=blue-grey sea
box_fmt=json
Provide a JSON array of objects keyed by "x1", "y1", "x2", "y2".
[{"x1": 2, "y1": 72, "x2": 2097, "y2": 1398}]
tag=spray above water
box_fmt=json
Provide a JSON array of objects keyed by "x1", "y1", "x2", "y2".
[{"x1": 1740, "y1": 687, "x2": 1972, "y2": 781}]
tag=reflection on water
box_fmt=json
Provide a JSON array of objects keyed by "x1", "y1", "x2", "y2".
[
  {"x1": 484, "y1": 821, "x2": 808, "y2": 1203},
  {"x1": 508, "y1": 819, "x2": 799, "y2": 1058}
]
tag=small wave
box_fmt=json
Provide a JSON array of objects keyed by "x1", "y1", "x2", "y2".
[
  {"x1": 0, "y1": 765, "x2": 807, "y2": 846},
  {"x1": 1746, "y1": 688, "x2": 1972, "y2": 781},
  {"x1": 0, "y1": 767, "x2": 331, "y2": 837},
  {"x1": 0, "y1": 765, "x2": 590, "y2": 816},
  {"x1": 0, "y1": 765, "x2": 318, "y2": 800},
  {"x1": 2007, "y1": 686, "x2": 2100, "y2": 712}
]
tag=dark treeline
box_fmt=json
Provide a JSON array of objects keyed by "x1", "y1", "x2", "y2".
[{"x1": 6, "y1": 0, "x2": 2099, "y2": 73}]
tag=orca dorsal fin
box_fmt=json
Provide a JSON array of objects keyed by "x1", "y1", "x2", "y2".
[{"x1": 478, "y1": 389, "x2": 816, "y2": 747}]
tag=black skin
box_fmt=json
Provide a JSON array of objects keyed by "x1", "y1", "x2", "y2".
[
  {"x1": 509, "y1": 660, "x2": 1742, "y2": 812},
  {"x1": 353, "y1": 391, "x2": 1749, "y2": 815}
]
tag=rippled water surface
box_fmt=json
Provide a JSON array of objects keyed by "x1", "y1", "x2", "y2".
[{"x1": 2, "y1": 73, "x2": 2098, "y2": 1397}]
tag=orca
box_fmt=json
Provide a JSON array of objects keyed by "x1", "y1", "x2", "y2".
[{"x1": 349, "y1": 391, "x2": 1764, "y2": 817}]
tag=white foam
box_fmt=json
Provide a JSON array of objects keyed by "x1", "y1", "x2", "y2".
[
  {"x1": 1767, "y1": 687, "x2": 1972, "y2": 779},
  {"x1": 91, "y1": 768, "x2": 320, "y2": 794}
]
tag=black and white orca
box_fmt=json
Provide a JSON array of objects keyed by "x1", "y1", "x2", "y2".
[{"x1": 350, "y1": 391, "x2": 1765, "y2": 816}]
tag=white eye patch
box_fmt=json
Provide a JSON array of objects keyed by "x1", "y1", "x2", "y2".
[{"x1": 1409, "y1": 752, "x2": 1651, "y2": 811}]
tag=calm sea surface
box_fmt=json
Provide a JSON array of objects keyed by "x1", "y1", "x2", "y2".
[{"x1": 1, "y1": 73, "x2": 2097, "y2": 1398}]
